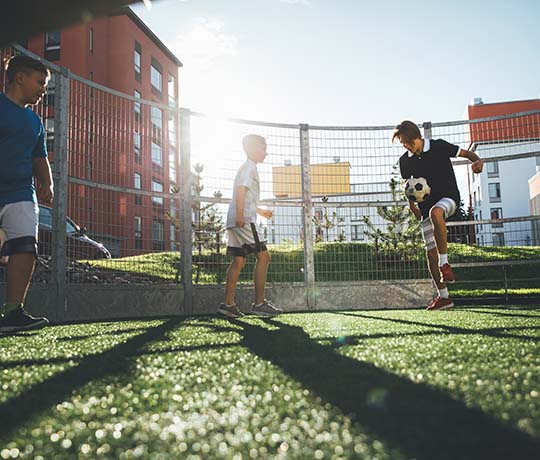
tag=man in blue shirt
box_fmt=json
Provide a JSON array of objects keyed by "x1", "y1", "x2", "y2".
[{"x1": 0, "y1": 55, "x2": 53, "y2": 333}]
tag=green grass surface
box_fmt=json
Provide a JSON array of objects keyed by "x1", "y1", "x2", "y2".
[
  {"x1": 1, "y1": 307, "x2": 539, "y2": 459},
  {"x1": 89, "y1": 243, "x2": 540, "y2": 282}
]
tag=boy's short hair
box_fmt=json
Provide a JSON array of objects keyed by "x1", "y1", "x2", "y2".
[
  {"x1": 392, "y1": 120, "x2": 421, "y2": 144},
  {"x1": 242, "y1": 134, "x2": 266, "y2": 154},
  {"x1": 4, "y1": 55, "x2": 50, "y2": 84}
]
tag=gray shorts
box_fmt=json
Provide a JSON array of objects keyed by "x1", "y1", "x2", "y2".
[
  {"x1": 0, "y1": 201, "x2": 39, "y2": 257},
  {"x1": 226, "y1": 223, "x2": 267, "y2": 258},
  {"x1": 421, "y1": 198, "x2": 457, "y2": 251}
]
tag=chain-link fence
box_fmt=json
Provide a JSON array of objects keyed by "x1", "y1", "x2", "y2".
[{"x1": 1, "y1": 44, "x2": 540, "y2": 316}]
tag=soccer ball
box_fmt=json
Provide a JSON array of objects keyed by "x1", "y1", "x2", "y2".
[{"x1": 404, "y1": 177, "x2": 431, "y2": 203}]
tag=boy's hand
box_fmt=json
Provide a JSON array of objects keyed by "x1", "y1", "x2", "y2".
[
  {"x1": 471, "y1": 159, "x2": 483, "y2": 174},
  {"x1": 235, "y1": 216, "x2": 245, "y2": 227},
  {"x1": 408, "y1": 201, "x2": 422, "y2": 220},
  {"x1": 411, "y1": 207, "x2": 422, "y2": 220},
  {"x1": 257, "y1": 208, "x2": 273, "y2": 219},
  {"x1": 37, "y1": 184, "x2": 54, "y2": 204}
]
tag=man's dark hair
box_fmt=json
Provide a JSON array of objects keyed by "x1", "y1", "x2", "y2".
[
  {"x1": 4, "y1": 55, "x2": 50, "y2": 84},
  {"x1": 392, "y1": 120, "x2": 422, "y2": 144}
]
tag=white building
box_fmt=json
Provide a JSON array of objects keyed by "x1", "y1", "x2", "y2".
[
  {"x1": 267, "y1": 181, "x2": 395, "y2": 245},
  {"x1": 467, "y1": 97, "x2": 540, "y2": 246}
]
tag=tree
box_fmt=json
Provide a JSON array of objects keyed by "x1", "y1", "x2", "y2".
[
  {"x1": 167, "y1": 164, "x2": 225, "y2": 283},
  {"x1": 191, "y1": 164, "x2": 225, "y2": 283},
  {"x1": 362, "y1": 168, "x2": 423, "y2": 260},
  {"x1": 313, "y1": 196, "x2": 344, "y2": 243}
]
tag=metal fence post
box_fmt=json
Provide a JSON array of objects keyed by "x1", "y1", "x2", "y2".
[
  {"x1": 300, "y1": 124, "x2": 316, "y2": 308},
  {"x1": 423, "y1": 121, "x2": 432, "y2": 140},
  {"x1": 51, "y1": 66, "x2": 70, "y2": 322},
  {"x1": 179, "y1": 108, "x2": 193, "y2": 315}
]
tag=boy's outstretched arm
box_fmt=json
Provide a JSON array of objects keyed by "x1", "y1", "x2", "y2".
[
  {"x1": 256, "y1": 207, "x2": 272, "y2": 219},
  {"x1": 458, "y1": 149, "x2": 483, "y2": 173}
]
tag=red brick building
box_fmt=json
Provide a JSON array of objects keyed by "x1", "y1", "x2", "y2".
[
  {"x1": 466, "y1": 98, "x2": 540, "y2": 144},
  {"x1": 21, "y1": 7, "x2": 183, "y2": 257}
]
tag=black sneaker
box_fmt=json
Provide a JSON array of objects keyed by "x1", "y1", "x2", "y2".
[
  {"x1": 217, "y1": 303, "x2": 245, "y2": 318},
  {"x1": 0, "y1": 306, "x2": 49, "y2": 333}
]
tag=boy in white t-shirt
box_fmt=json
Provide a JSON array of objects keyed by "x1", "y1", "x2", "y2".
[{"x1": 218, "y1": 134, "x2": 283, "y2": 318}]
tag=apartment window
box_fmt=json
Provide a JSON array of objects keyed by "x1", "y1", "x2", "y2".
[
  {"x1": 44, "y1": 118, "x2": 54, "y2": 151},
  {"x1": 152, "y1": 180, "x2": 164, "y2": 206},
  {"x1": 151, "y1": 59, "x2": 163, "y2": 93},
  {"x1": 351, "y1": 207, "x2": 363, "y2": 222},
  {"x1": 168, "y1": 112, "x2": 176, "y2": 146},
  {"x1": 488, "y1": 183, "x2": 501, "y2": 202},
  {"x1": 134, "y1": 42, "x2": 142, "y2": 82},
  {"x1": 134, "y1": 90, "x2": 141, "y2": 122},
  {"x1": 45, "y1": 31, "x2": 61, "y2": 60},
  {"x1": 134, "y1": 172, "x2": 141, "y2": 190},
  {"x1": 135, "y1": 216, "x2": 142, "y2": 239},
  {"x1": 151, "y1": 106, "x2": 162, "y2": 135},
  {"x1": 152, "y1": 219, "x2": 165, "y2": 250},
  {"x1": 473, "y1": 191, "x2": 477, "y2": 207},
  {"x1": 168, "y1": 74, "x2": 176, "y2": 106},
  {"x1": 493, "y1": 232, "x2": 505, "y2": 246},
  {"x1": 134, "y1": 132, "x2": 141, "y2": 163},
  {"x1": 134, "y1": 172, "x2": 142, "y2": 206},
  {"x1": 44, "y1": 74, "x2": 55, "y2": 107},
  {"x1": 487, "y1": 160, "x2": 499, "y2": 178},
  {"x1": 490, "y1": 208, "x2": 503, "y2": 228},
  {"x1": 351, "y1": 224, "x2": 365, "y2": 241},
  {"x1": 89, "y1": 28, "x2": 94, "y2": 53},
  {"x1": 152, "y1": 142, "x2": 162, "y2": 167},
  {"x1": 169, "y1": 147, "x2": 177, "y2": 183}
]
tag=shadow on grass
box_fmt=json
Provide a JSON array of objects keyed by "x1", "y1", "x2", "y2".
[
  {"x1": 338, "y1": 311, "x2": 540, "y2": 342},
  {"x1": 225, "y1": 317, "x2": 539, "y2": 460},
  {"x1": 0, "y1": 317, "x2": 186, "y2": 441},
  {"x1": 463, "y1": 307, "x2": 540, "y2": 320}
]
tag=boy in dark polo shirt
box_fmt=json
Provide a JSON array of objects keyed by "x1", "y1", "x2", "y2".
[{"x1": 394, "y1": 120, "x2": 483, "y2": 310}]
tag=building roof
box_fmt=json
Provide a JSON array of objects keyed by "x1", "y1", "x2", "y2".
[{"x1": 110, "y1": 7, "x2": 183, "y2": 67}]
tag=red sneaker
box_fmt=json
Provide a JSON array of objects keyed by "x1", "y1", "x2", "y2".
[
  {"x1": 426, "y1": 297, "x2": 438, "y2": 310},
  {"x1": 427, "y1": 296, "x2": 454, "y2": 311},
  {"x1": 440, "y1": 263, "x2": 455, "y2": 284}
]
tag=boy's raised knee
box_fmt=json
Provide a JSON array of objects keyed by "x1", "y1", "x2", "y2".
[{"x1": 429, "y1": 206, "x2": 444, "y2": 221}]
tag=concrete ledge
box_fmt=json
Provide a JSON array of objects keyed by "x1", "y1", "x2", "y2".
[{"x1": 0, "y1": 280, "x2": 433, "y2": 323}]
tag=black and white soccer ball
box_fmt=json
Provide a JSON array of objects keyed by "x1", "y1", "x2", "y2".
[{"x1": 404, "y1": 177, "x2": 431, "y2": 203}]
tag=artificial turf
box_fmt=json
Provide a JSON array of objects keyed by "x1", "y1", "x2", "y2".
[{"x1": 1, "y1": 307, "x2": 539, "y2": 459}]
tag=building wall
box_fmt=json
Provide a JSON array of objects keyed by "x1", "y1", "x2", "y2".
[
  {"x1": 22, "y1": 10, "x2": 181, "y2": 257},
  {"x1": 467, "y1": 98, "x2": 540, "y2": 247},
  {"x1": 530, "y1": 172, "x2": 540, "y2": 245},
  {"x1": 470, "y1": 141, "x2": 540, "y2": 246},
  {"x1": 467, "y1": 99, "x2": 540, "y2": 144}
]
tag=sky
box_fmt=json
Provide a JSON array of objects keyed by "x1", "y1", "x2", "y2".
[{"x1": 132, "y1": 0, "x2": 540, "y2": 126}]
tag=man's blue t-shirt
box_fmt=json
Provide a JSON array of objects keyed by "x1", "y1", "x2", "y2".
[{"x1": 0, "y1": 92, "x2": 47, "y2": 205}]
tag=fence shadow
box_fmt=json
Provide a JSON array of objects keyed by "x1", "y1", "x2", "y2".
[
  {"x1": 0, "y1": 317, "x2": 186, "y2": 441},
  {"x1": 229, "y1": 317, "x2": 539, "y2": 460}
]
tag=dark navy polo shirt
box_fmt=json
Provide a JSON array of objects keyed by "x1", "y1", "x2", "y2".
[{"x1": 399, "y1": 138, "x2": 461, "y2": 218}]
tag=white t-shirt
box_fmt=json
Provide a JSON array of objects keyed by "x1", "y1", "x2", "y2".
[{"x1": 226, "y1": 159, "x2": 259, "y2": 228}]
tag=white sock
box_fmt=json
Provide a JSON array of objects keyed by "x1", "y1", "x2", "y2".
[
  {"x1": 439, "y1": 253, "x2": 448, "y2": 266},
  {"x1": 438, "y1": 287, "x2": 449, "y2": 299}
]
